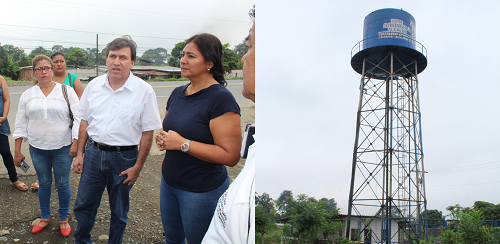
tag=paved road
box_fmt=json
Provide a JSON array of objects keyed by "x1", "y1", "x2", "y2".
[{"x1": 0, "y1": 80, "x2": 254, "y2": 178}]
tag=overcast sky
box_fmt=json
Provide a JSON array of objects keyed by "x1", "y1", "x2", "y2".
[
  {"x1": 0, "y1": 0, "x2": 254, "y2": 55},
  {"x1": 257, "y1": 0, "x2": 500, "y2": 217}
]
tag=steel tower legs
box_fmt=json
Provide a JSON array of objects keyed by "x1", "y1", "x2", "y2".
[{"x1": 346, "y1": 53, "x2": 427, "y2": 243}]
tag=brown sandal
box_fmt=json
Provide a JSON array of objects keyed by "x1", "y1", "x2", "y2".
[
  {"x1": 10, "y1": 181, "x2": 28, "y2": 191},
  {"x1": 31, "y1": 181, "x2": 39, "y2": 190}
]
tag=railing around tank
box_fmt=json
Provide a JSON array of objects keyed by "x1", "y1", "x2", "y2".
[{"x1": 351, "y1": 36, "x2": 427, "y2": 58}]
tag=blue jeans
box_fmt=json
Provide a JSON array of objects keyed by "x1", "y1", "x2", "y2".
[
  {"x1": 160, "y1": 174, "x2": 229, "y2": 244},
  {"x1": 73, "y1": 139, "x2": 138, "y2": 244},
  {"x1": 29, "y1": 144, "x2": 72, "y2": 221},
  {"x1": 0, "y1": 134, "x2": 17, "y2": 183}
]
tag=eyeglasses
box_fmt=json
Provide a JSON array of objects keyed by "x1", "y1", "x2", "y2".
[{"x1": 34, "y1": 67, "x2": 52, "y2": 72}]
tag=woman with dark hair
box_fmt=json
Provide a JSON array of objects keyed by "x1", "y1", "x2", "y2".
[
  {"x1": 50, "y1": 52, "x2": 84, "y2": 99},
  {"x1": 155, "y1": 33, "x2": 242, "y2": 244}
]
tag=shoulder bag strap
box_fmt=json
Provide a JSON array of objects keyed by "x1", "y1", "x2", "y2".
[
  {"x1": 61, "y1": 85, "x2": 74, "y2": 128},
  {"x1": 67, "y1": 73, "x2": 73, "y2": 88}
]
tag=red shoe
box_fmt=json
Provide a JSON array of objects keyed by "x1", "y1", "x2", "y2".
[
  {"x1": 32, "y1": 219, "x2": 50, "y2": 233},
  {"x1": 60, "y1": 219, "x2": 71, "y2": 237}
]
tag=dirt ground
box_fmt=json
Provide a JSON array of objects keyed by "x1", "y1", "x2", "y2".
[{"x1": 0, "y1": 154, "x2": 247, "y2": 244}]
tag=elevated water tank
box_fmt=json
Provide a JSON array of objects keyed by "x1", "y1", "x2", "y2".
[{"x1": 351, "y1": 8, "x2": 427, "y2": 79}]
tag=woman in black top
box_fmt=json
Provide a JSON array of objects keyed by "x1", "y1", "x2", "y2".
[{"x1": 155, "y1": 33, "x2": 241, "y2": 244}]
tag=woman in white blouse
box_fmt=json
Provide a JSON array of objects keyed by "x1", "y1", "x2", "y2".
[{"x1": 13, "y1": 55, "x2": 79, "y2": 237}]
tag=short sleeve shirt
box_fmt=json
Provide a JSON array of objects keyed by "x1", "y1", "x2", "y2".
[
  {"x1": 76, "y1": 73, "x2": 162, "y2": 145},
  {"x1": 162, "y1": 83, "x2": 240, "y2": 192},
  {"x1": 61, "y1": 73, "x2": 78, "y2": 88}
]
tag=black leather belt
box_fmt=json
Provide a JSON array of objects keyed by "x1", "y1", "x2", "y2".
[{"x1": 93, "y1": 141, "x2": 136, "y2": 151}]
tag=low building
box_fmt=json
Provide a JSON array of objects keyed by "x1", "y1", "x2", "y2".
[
  {"x1": 19, "y1": 66, "x2": 106, "y2": 82},
  {"x1": 18, "y1": 65, "x2": 182, "y2": 82},
  {"x1": 227, "y1": 69, "x2": 243, "y2": 78},
  {"x1": 131, "y1": 66, "x2": 182, "y2": 79}
]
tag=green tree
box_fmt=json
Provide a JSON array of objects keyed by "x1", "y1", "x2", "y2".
[
  {"x1": 86, "y1": 48, "x2": 97, "y2": 66},
  {"x1": 29, "y1": 46, "x2": 51, "y2": 57},
  {"x1": 277, "y1": 192, "x2": 343, "y2": 243},
  {"x1": 3, "y1": 44, "x2": 31, "y2": 67},
  {"x1": 0, "y1": 54, "x2": 21, "y2": 79},
  {"x1": 442, "y1": 203, "x2": 500, "y2": 244},
  {"x1": 255, "y1": 205, "x2": 276, "y2": 244},
  {"x1": 168, "y1": 41, "x2": 185, "y2": 67},
  {"x1": 85, "y1": 47, "x2": 107, "y2": 66},
  {"x1": 473, "y1": 201, "x2": 500, "y2": 220},
  {"x1": 420, "y1": 209, "x2": 445, "y2": 228},
  {"x1": 233, "y1": 39, "x2": 249, "y2": 56},
  {"x1": 446, "y1": 204, "x2": 468, "y2": 220},
  {"x1": 65, "y1": 47, "x2": 88, "y2": 67},
  {"x1": 322, "y1": 221, "x2": 345, "y2": 244},
  {"x1": 3, "y1": 44, "x2": 28, "y2": 63},
  {"x1": 277, "y1": 190, "x2": 294, "y2": 206},
  {"x1": 98, "y1": 47, "x2": 108, "y2": 65},
  {"x1": 51, "y1": 45, "x2": 69, "y2": 54},
  {"x1": 139, "y1": 47, "x2": 169, "y2": 66},
  {"x1": 222, "y1": 43, "x2": 242, "y2": 73},
  {"x1": 457, "y1": 210, "x2": 485, "y2": 243},
  {"x1": 321, "y1": 207, "x2": 344, "y2": 243},
  {"x1": 440, "y1": 229, "x2": 460, "y2": 244},
  {"x1": 0, "y1": 46, "x2": 8, "y2": 76},
  {"x1": 276, "y1": 190, "x2": 294, "y2": 219},
  {"x1": 289, "y1": 194, "x2": 328, "y2": 242},
  {"x1": 320, "y1": 198, "x2": 338, "y2": 213},
  {"x1": 255, "y1": 192, "x2": 274, "y2": 214}
]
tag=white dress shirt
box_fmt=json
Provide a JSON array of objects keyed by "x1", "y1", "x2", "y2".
[
  {"x1": 13, "y1": 82, "x2": 80, "y2": 150},
  {"x1": 76, "y1": 72, "x2": 162, "y2": 146},
  {"x1": 202, "y1": 136, "x2": 256, "y2": 244}
]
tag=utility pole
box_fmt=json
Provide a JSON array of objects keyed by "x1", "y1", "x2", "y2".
[{"x1": 96, "y1": 34, "x2": 99, "y2": 77}]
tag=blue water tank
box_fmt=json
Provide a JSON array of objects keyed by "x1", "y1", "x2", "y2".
[
  {"x1": 363, "y1": 9, "x2": 416, "y2": 50},
  {"x1": 351, "y1": 8, "x2": 427, "y2": 78}
]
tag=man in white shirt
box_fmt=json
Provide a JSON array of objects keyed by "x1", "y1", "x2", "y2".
[
  {"x1": 72, "y1": 36, "x2": 162, "y2": 244},
  {"x1": 202, "y1": 7, "x2": 256, "y2": 244}
]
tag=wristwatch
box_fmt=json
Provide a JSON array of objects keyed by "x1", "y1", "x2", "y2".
[{"x1": 181, "y1": 140, "x2": 191, "y2": 153}]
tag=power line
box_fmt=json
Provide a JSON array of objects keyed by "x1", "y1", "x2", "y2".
[
  {"x1": 427, "y1": 161, "x2": 500, "y2": 173},
  {"x1": 427, "y1": 181, "x2": 500, "y2": 187},
  {"x1": 0, "y1": 24, "x2": 187, "y2": 42},
  {"x1": 15, "y1": 0, "x2": 250, "y2": 25}
]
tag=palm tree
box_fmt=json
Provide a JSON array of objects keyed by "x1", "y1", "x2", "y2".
[{"x1": 0, "y1": 54, "x2": 21, "y2": 79}]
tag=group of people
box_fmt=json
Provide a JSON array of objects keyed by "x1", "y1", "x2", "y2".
[{"x1": 1, "y1": 6, "x2": 256, "y2": 244}]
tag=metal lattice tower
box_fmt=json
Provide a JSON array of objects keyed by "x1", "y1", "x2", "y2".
[{"x1": 346, "y1": 9, "x2": 428, "y2": 244}]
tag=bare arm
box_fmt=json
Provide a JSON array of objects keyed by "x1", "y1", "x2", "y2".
[
  {"x1": 155, "y1": 110, "x2": 167, "y2": 151},
  {"x1": 0, "y1": 76, "x2": 10, "y2": 122},
  {"x1": 120, "y1": 130, "x2": 154, "y2": 186},
  {"x1": 73, "y1": 78, "x2": 84, "y2": 99},
  {"x1": 160, "y1": 111, "x2": 242, "y2": 166},
  {"x1": 73, "y1": 119, "x2": 89, "y2": 173},
  {"x1": 13, "y1": 138, "x2": 24, "y2": 167}
]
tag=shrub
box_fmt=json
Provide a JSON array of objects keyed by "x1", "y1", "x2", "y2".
[{"x1": 439, "y1": 229, "x2": 460, "y2": 244}]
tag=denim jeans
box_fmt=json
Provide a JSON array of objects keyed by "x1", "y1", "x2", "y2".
[
  {"x1": 0, "y1": 134, "x2": 17, "y2": 183},
  {"x1": 160, "y1": 174, "x2": 229, "y2": 244},
  {"x1": 73, "y1": 139, "x2": 138, "y2": 244},
  {"x1": 29, "y1": 144, "x2": 72, "y2": 221}
]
